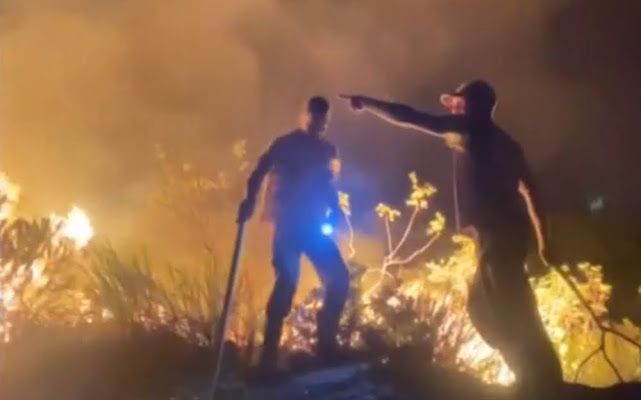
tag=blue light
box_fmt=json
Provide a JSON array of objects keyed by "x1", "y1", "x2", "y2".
[{"x1": 321, "y1": 223, "x2": 334, "y2": 236}]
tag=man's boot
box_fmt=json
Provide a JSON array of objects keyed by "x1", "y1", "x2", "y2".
[
  {"x1": 316, "y1": 310, "x2": 349, "y2": 365},
  {"x1": 257, "y1": 319, "x2": 282, "y2": 374}
]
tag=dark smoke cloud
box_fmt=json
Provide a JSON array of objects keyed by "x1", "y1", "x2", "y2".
[{"x1": 1, "y1": 0, "x2": 639, "y2": 239}]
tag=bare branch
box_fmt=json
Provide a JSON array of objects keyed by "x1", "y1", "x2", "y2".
[
  {"x1": 602, "y1": 326, "x2": 641, "y2": 349},
  {"x1": 574, "y1": 346, "x2": 602, "y2": 382},
  {"x1": 554, "y1": 267, "x2": 641, "y2": 383},
  {"x1": 602, "y1": 333, "x2": 624, "y2": 382},
  {"x1": 386, "y1": 233, "x2": 441, "y2": 267},
  {"x1": 344, "y1": 213, "x2": 356, "y2": 260},
  {"x1": 362, "y1": 267, "x2": 395, "y2": 299},
  {"x1": 389, "y1": 207, "x2": 419, "y2": 259},
  {"x1": 384, "y1": 219, "x2": 393, "y2": 254}
]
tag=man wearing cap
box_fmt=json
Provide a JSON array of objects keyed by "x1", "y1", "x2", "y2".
[
  {"x1": 238, "y1": 96, "x2": 349, "y2": 372},
  {"x1": 340, "y1": 82, "x2": 562, "y2": 396}
]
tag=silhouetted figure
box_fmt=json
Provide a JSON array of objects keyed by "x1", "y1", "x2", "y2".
[
  {"x1": 341, "y1": 82, "x2": 562, "y2": 398},
  {"x1": 238, "y1": 96, "x2": 349, "y2": 372}
]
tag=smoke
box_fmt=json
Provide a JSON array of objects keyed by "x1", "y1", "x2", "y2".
[{"x1": 1, "y1": 0, "x2": 639, "y2": 239}]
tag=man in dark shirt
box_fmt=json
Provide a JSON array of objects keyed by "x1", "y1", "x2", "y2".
[
  {"x1": 238, "y1": 96, "x2": 349, "y2": 372},
  {"x1": 341, "y1": 82, "x2": 562, "y2": 397}
]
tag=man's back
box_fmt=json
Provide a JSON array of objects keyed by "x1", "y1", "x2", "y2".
[
  {"x1": 263, "y1": 130, "x2": 337, "y2": 221},
  {"x1": 457, "y1": 123, "x2": 529, "y2": 229}
]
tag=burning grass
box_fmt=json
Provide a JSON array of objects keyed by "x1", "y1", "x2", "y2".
[
  {"x1": 0, "y1": 193, "x2": 96, "y2": 342},
  {"x1": 284, "y1": 172, "x2": 641, "y2": 386},
  {"x1": 2, "y1": 152, "x2": 641, "y2": 397}
]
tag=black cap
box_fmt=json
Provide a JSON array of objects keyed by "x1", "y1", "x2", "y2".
[
  {"x1": 447, "y1": 80, "x2": 496, "y2": 108},
  {"x1": 307, "y1": 96, "x2": 330, "y2": 115}
]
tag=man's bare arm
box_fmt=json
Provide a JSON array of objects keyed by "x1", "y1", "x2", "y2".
[
  {"x1": 238, "y1": 148, "x2": 273, "y2": 222},
  {"x1": 340, "y1": 95, "x2": 464, "y2": 136},
  {"x1": 325, "y1": 153, "x2": 341, "y2": 215},
  {"x1": 246, "y1": 152, "x2": 272, "y2": 203},
  {"x1": 517, "y1": 153, "x2": 550, "y2": 264}
]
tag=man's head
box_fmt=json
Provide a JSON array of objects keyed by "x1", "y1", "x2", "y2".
[
  {"x1": 302, "y1": 96, "x2": 330, "y2": 137},
  {"x1": 440, "y1": 80, "x2": 496, "y2": 119}
]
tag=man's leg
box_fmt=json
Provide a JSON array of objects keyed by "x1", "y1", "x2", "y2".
[
  {"x1": 510, "y1": 284, "x2": 563, "y2": 397},
  {"x1": 304, "y1": 233, "x2": 349, "y2": 357},
  {"x1": 494, "y1": 277, "x2": 562, "y2": 398},
  {"x1": 480, "y1": 231, "x2": 562, "y2": 396},
  {"x1": 467, "y1": 268, "x2": 505, "y2": 350},
  {"x1": 260, "y1": 225, "x2": 301, "y2": 370}
]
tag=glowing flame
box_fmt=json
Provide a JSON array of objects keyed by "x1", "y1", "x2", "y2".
[
  {"x1": 53, "y1": 206, "x2": 95, "y2": 249},
  {"x1": 1, "y1": 173, "x2": 98, "y2": 343}
]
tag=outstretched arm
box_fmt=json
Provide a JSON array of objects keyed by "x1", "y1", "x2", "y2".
[{"x1": 340, "y1": 95, "x2": 464, "y2": 136}]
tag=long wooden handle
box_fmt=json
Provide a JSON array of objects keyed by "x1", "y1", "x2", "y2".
[{"x1": 210, "y1": 221, "x2": 246, "y2": 400}]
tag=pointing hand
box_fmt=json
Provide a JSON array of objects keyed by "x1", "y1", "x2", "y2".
[{"x1": 338, "y1": 94, "x2": 365, "y2": 112}]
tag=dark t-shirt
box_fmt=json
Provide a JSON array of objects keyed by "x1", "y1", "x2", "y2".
[
  {"x1": 261, "y1": 130, "x2": 338, "y2": 222},
  {"x1": 453, "y1": 122, "x2": 529, "y2": 231}
]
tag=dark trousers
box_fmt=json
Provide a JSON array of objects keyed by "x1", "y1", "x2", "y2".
[
  {"x1": 260, "y1": 219, "x2": 349, "y2": 366},
  {"x1": 467, "y1": 224, "x2": 562, "y2": 395}
]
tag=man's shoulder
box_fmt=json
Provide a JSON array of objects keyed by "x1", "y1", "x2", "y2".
[
  {"x1": 273, "y1": 130, "x2": 337, "y2": 156},
  {"x1": 271, "y1": 129, "x2": 303, "y2": 149},
  {"x1": 318, "y1": 137, "x2": 337, "y2": 151},
  {"x1": 277, "y1": 129, "x2": 304, "y2": 141},
  {"x1": 495, "y1": 127, "x2": 522, "y2": 152}
]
